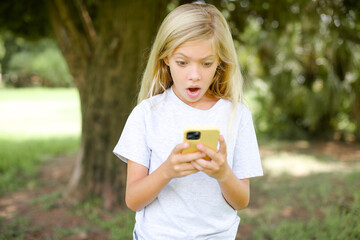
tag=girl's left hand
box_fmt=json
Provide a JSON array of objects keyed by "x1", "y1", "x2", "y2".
[{"x1": 191, "y1": 135, "x2": 231, "y2": 181}]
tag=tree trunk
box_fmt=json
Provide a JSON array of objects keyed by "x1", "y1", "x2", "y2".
[{"x1": 47, "y1": 0, "x2": 167, "y2": 209}]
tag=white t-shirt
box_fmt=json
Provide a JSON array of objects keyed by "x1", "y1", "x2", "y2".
[{"x1": 113, "y1": 87, "x2": 263, "y2": 239}]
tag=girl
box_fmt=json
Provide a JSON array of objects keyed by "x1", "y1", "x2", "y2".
[{"x1": 113, "y1": 3, "x2": 263, "y2": 239}]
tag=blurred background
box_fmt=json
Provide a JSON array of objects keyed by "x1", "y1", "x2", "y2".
[{"x1": 0, "y1": 0, "x2": 359, "y2": 239}]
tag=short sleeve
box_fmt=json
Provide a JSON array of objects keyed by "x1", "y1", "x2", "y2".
[
  {"x1": 113, "y1": 103, "x2": 151, "y2": 168},
  {"x1": 232, "y1": 106, "x2": 263, "y2": 179}
]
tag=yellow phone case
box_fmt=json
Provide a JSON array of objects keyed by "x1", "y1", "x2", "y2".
[{"x1": 182, "y1": 126, "x2": 220, "y2": 160}]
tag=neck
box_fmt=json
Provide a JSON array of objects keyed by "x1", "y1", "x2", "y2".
[{"x1": 188, "y1": 94, "x2": 220, "y2": 110}]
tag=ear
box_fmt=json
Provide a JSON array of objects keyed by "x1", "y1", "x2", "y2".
[{"x1": 164, "y1": 57, "x2": 170, "y2": 66}]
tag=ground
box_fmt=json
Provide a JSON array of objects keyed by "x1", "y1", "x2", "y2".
[
  {"x1": 0, "y1": 155, "x2": 109, "y2": 240},
  {"x1": 1, "y1": 140, "x2": 359, "y2": 240}
]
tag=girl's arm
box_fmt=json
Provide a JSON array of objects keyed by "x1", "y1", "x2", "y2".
[
  {"x1": 217, "y1": 172, "x2": 250, "y2": 210},
  {"x1": 125, "y1": 142, "x2": 205, "y2": 212},
  {"x1": 191, "y1": 135, "x2": 250, "y2": 210}
]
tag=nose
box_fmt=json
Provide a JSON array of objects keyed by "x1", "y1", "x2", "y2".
[{"x1": 188, "y1": 64, "x2": 201, "y2": 82}]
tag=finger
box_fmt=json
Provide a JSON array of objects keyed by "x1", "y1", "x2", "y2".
[
  {"x1": 218, "y1": 135, "x2": 227, "y2": 155},
  {"x1": 196, "y1": 143, "x2": 217, "y2": 160},
  {"x1": 180, "y1": 162, "x2": 199, "y2": 171},
  {"x1": 175, "y1": 162, "x2": 199, "y2": 175},
  {"x1": 180, "y1": 151, "x2": 206, "y2": 162},
  {"x1": 172, "y1": 142, "x2": 190, "y2": 154},
  {"x1": 191, "y1": 160, "x2": 207, "y2": 172},
  {"x1": 181, "y1": 169, "x2": 199, "y2": 177},
  {"x1": 191, "y1": 160, "x2": 202, "y2": 171},
  {"x1": 192, "y1": 159, "x2": 213, "y2": 171}
]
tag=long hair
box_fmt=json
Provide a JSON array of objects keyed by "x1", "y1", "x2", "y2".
[{"x1": 138, "y1": 3, "x2": 243, "y2": 107}]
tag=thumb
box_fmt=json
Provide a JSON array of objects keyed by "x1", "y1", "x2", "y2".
[
  {"x1": 219, "y1": 135, "x2": 227, "y2": 155},
  {"x1": 172, "y1": 142, "x2": 189, "y2": 154}
]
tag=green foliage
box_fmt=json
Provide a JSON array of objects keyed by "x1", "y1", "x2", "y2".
[
  {"x1": 7, "y1": 42, "x2": 73, "y2": 87},
  {"x1": 0, "y1": 33, "x2": 73, "y2": 87},
  {"x1": 226, "y1": 0, "x2": 360, "y2": 140},
  {"x1": 0, "y1": 0, "x2": 51, "y2": 40}
]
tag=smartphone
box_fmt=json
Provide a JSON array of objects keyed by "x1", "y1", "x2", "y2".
[{"x1": 182, "y1": 126, "x2": 220, "y2": 160}]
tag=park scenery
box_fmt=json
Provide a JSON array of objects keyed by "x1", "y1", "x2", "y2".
[{"x1": 1, "y1": 1, "x2": 360, "y2": 240}]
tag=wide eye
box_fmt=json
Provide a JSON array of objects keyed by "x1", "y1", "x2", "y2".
[
  {"x1": 203, "y1": 62, "x2": 214, "y2": 67},
  {"x1": 176, "y1": 60, "x2": 187, "y2": 66}
]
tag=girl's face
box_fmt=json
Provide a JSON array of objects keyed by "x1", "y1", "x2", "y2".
[{"x1": 165, "y1": 39, "x2": 219, "y2": 109}]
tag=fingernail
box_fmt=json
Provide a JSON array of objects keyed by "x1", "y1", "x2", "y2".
[{"x1": 197, "y1": 143, "x2": 203, "y2": 150}]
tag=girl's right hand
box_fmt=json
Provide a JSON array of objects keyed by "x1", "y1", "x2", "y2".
[
  {"x1": 125, "y1": 143, "x2": 205, "y2": 211},
  {"x1": 163, "y1": 142, "x2": 206, "y2": 179}
]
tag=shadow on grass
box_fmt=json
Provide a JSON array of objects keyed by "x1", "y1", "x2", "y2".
[
  {"x1": 238, "y1": 141, "x2": 360, "y2": 239},
  {"x1": 0, "y1": 135, "x2": 80, "y2": 196}
]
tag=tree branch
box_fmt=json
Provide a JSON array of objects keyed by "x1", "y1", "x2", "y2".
[
  {"x1": 46, "y1": 0, "x2": 89, "y2": 88},
  {"x1": 48, "y1": 0, "x2": 91, "y2": 57},
  {"x1": 74, "y1": 0, "x2": 97, "y2": 48}
]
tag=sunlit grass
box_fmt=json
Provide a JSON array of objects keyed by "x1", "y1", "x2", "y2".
[
  {"x1": 0, "y1": 88, "x2": 81, "y2": 195},
  {"x1": 0, "y1": 88, "x2": 81, "y2": 137},
  {"x1": 262, "y1": 152, "x2": 360, "y2": 177}
]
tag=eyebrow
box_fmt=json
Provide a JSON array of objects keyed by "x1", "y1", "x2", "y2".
[{"x1": 173, "y1": 53, "x2": 216, "y2": 60}]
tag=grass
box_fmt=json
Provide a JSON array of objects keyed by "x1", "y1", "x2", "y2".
[
  {"x1": 241, "y1": 173, "x2": 360, "y2": 239},
  {"x1": 0, "y1": 217, "x2": 34, "y2": 240},
  {"x1": 0, "y1": 88, "x2": 81, "y2": 195},
  {"x1": 239, "y1": 144, "x2": 360, "y2": 240},
  {"x1": 0, "y1": 87, "x2": 135, "y2": 240},
  {"x1": 72, "y1": 198, "x2": 135, "y2": 240},
  {"x1": 1, "y1": 88, "x2": 359, "y2": 239}
]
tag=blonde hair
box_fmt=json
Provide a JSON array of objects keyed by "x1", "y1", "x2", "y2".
[{"x1": 138, "y1": 3, "x2": 243, "y2": 107}]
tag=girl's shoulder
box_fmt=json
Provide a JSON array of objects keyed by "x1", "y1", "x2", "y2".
[
  {"x1": 235, "y1": 102, "x2": 254, "y2": 125},
  {"x1": 219, "y1": 99, "x2": 252, "y2": 115},
  {"x1": 220, "y1": 100, "x2": 253, "y2": 124},
  {"x1": 237, "y1": 102, "x2": 252, "y2": 115},
  {"x1": 135, "y1": 91, "x2": 168, "y2": 112}
]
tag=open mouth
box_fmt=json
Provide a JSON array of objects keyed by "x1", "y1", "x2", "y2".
[{"x1": 186, "y1": 87, "x2": 201, "y2": 98}]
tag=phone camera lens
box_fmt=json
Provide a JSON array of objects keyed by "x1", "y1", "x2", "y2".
[{"x1": 187, "y1": 131, "x2": 201, "y2": 140}]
